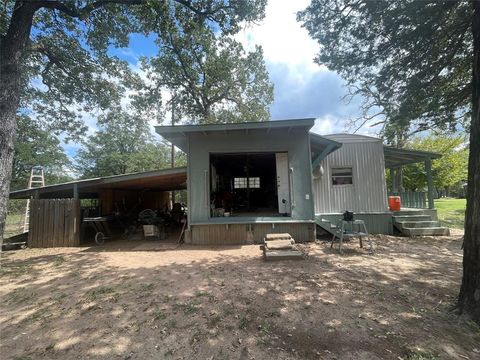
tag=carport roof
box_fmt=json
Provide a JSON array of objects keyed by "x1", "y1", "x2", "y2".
[
  {"x1": 384, "y1": 146, "x2": 441, "y2": 167},
  {"x1": 9, "y1": 167, "x2": 187, "y2": 199}
]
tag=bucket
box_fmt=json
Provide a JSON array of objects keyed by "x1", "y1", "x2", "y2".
[{"x1": 388, "y1": 196, "x2": 401, "y2": 211}]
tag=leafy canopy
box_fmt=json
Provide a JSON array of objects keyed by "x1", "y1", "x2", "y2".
[
  {"x1": 11, "y1": 115, "x2": 71, "y2": 191},
  {"x1": 401, "y1": 135, "x2": 469, "y2": 194},
  {"x1": 75, "y1": 111, "x2": 170, "y2": 178},
  {"x1": 139, "y1": 14, "x2": 273, "y2": 124},
  {"x1": 298, "y1": 0, "x2": 472, "y2": 140},
  {"x1": 1, "y1": 0, "x2": 267, "y2": 139}
]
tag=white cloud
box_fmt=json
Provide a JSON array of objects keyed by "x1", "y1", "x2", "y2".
[
  {"x1": 311, "y1": 115, "x2": 345, "y2": 135},
  {"x1": 236, "y1": 0, "x2": 324, "y2": 76}
]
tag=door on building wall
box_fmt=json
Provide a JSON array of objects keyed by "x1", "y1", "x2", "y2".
[{"x1": 275, "y1": 152, "x2": 291, "y2": 215}]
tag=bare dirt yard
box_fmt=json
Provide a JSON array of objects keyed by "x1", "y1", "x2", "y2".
[{"x1": 1, "y1": 234, "x2": 479, "y2": 360}]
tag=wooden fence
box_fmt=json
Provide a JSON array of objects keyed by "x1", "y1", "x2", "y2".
[{"x1": 28, "y1": 199, "x2": 80, "y2": 248}]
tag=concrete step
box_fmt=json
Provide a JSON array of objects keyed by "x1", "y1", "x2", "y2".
[
  {"x1": 393, "y1": 210, "x2": 428, "y2": 216},
  {"x1": 393, "y1": 215, "x2": 431, "y2": 222},
  {"x1": 394, "y1": 220, "x2": 441, "y2": 229},
  {"x1": 403, "y1": 227, "x2": 450, "y2": 237}
]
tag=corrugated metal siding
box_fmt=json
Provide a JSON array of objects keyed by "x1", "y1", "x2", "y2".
[
  {"x1": 190, "y1": 222, "x2": 314, "y2": 245},
  {"x1": 316, "y1": 213, "x2": 393, "y2": 234},
  {"x1": 314, "y1": 141, "x2": 388, "y2": 213}
]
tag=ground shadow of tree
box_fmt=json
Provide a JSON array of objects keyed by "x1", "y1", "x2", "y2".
[{"x1": 0, "y1": 237, "x2": 479, "y2": 360}]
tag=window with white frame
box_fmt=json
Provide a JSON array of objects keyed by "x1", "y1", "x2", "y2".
[
  {"x1": 234, "y1": 177, "x2": 248, "y2": 189},
  {"x1": 248, "y1": 177, "x2": 260, "y2": 188},
  {"x1": 332, "y1": 167, "x2": 353, "y2": 185}
]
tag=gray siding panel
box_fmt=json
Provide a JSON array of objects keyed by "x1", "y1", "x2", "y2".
[
  {"x1": 317, "y1": 213, "x2": 393, "y2": 234},
  {"x1": 188, "y1": 129, "x2": 315, "y2": 224},
  {"x1": 314, "y1": 140, "x2": 388, "y2": 213}
]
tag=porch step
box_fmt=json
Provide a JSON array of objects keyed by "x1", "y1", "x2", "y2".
[
  {"x1": 315, "y1": 218, "x2": 336, "y2": 236},
  {"x1": 394, "y1": 220, "x2": 441, "y2": 229},
  {"x1": 393, "y1": 210, "x2": 428, "y2": 216},
  {"x1": 392, "y1": 215, "x2": 431, "y2": 222},
  {"x1": 402, "y1": 227, "x2": 450, "y2": 237}
]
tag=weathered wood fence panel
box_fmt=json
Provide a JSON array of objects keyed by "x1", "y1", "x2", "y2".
[{"x1": 28, "y1": 199, "x2": 80, "y2": 248}]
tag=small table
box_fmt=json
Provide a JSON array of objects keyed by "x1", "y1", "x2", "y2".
[{"x1": 331, "y1": 219, "x2": 373, "y2": 253}]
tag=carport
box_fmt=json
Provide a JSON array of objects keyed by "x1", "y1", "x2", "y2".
[{"x1": 9, "y1": 168, "x2": 187, "y2": 247}]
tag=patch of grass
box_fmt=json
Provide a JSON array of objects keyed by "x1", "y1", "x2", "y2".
[
  {"x1": 13, "y1": 356, "x2": 33, "y2": 360},
  {"x1": 1, "y1": 263, "x2": 33, "y2": 276},
  {"x1": 162, "y1": 294, "x2": 177, "y2": 303},
  {"x1": 166, "y1": 318, "x2": 177, "y2": 328},
  {"x1": 466, "y1": 320, "x2": 480, "y2": 336},
  {"x1": 406, "y1": 349, "x2": 438, "y2": 360},
  {"x1": 50, "y1": 293, "x2": 67, "y2": 303},
  {"x1": 207, "y1": 313, "x2": 223, "y2": 328},
  {"x1": 153, "y1": 310, "x2": 167, "y2": 321},
  {"x1": 24, "y1": 308, "x2": 49, "y2": 324},
  {"x1": 434, "y1": 198, "x2": 466, "y2": 229},
  {"x1": 194, "y1": 290, "x2": 210, "y2": 298},
  {"x1": 174, "y1": 299, "x2": 201, "y2": 315},
  {"x1": 85, "y1": 286, "x2": 117, "y2": 302},
  {"x1": 139, "y1": 283, "x2": 154, "y2": 292},
  {"x1": 238, "y1": 315, "x2": 250, "y2": 330},
  {"x1": 53, "y1": 256, "x2": 65, "y2": 267},
  {"x1": 6, "y1": 288, "x2": 35, "y2": 304},
  {"x1": 5, "y1": 213, "x2": 23, "y2": 238},
  {"x1": 259, "y1": 322, "x2": 271, "y2": 335}
]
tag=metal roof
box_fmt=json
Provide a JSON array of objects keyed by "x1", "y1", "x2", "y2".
[
  {"x1": 155, "y1": 118, "x2": 316, "y2": 152},
  {"x1": 384, "y1": 146, "x2": 441, "y2": 167},
  {"x1": 324, "y1": 133, "x2": 382, "y2": 143},
  {"x1": 309, "y1": 132, "x2": 342, "y2": 155},
  {"x1": 9, "y1": 167, "x2": 187, "y2": 199}
]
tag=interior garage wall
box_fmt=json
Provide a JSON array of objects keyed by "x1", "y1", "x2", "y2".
[
  {"x1": 187, "y1": 129, "x2": 315, "y2": 224},
  {"x1": 313, "y1": 137, "x2": 389, "y2": 214},
  {"x1": 99, "y1": 189, "x2": 170, "y2": 215}
]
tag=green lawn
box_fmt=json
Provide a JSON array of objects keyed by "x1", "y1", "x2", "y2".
[
  {"x1": 5, "y1": 213, "x2": 23, "y2": 238},
  {"x1": 435, "y1": 198, "x2": 466, "y2": 229}
]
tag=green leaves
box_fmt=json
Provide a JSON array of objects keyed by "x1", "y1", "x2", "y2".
[
  {"x1": 11, "y1": 115, "x2": 71, "y2": 190},
  {"x1": 74, "y1": 110, "x2": 171, "y2": 177},
  {"x1": 4, "y1": 0, "x2": 268, "y2": 139},
  {"x1": 298, "y1": 0, "x2": 472, "y2": 138},
  {"x1": 141, "y1": 18, "x2": 273, "y2": 124},
  {"x1": 402, "y1": 135, "x2": 468, "y2": 194}
]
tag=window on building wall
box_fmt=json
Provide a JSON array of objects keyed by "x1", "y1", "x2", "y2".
[
  {"x1": 248, "y1": 177, "x2": 261, "y2": 188},
  {"x1": 234, "y1": 177, "x2": 248, "y2": 189},
  {"x1": 332, "y1": 167, "x2": 353, "y2": 185}
]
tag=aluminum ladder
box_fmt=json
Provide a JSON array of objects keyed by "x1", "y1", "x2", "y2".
[{"x1": 23, "y1": 166, "x2": 45, "y2": 233}]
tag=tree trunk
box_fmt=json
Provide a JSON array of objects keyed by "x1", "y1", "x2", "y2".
[
  {"x1": 0, "y1": 1, "x2": 36, "y2": 242},
  {"x1": 457, "y1": 0, "x2": 480, "y2": 323}
]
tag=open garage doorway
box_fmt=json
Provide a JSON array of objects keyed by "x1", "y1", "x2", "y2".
[{"x1": 209, "y1": 152, "x2": 291, "y2": 217}]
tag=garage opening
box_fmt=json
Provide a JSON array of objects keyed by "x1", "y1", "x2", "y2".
[{"x1": 210, "y1": 152, "x2": 291, "y2": 217}]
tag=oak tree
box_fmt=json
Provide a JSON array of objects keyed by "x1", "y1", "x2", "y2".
[
  {"x1": 0, "y1": 0, "x2": 267, "y2": 241},
  {"x1": 140, "y1": 16, "x2": 273, "y2": 124},
  {"x1": 299, "y1": 0, "x2": 480, "y2": 321}
]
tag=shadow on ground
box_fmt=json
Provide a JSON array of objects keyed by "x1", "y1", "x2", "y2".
[{"x1": 0, "y1": 235, "x2": 478, "y2": 360}]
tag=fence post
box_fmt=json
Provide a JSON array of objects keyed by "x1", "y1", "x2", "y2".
[{"x1": 425, "y1": 158, "x2": 434, "y2": 209}]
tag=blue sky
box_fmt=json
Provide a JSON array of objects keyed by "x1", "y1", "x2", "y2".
[{"x1": 64, "y1": 1, "x2": 377, "y2": 158}]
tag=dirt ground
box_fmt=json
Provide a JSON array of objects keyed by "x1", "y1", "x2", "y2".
[{"x1": 1, "y1": 234, "x2": 479, "y2": 360}]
